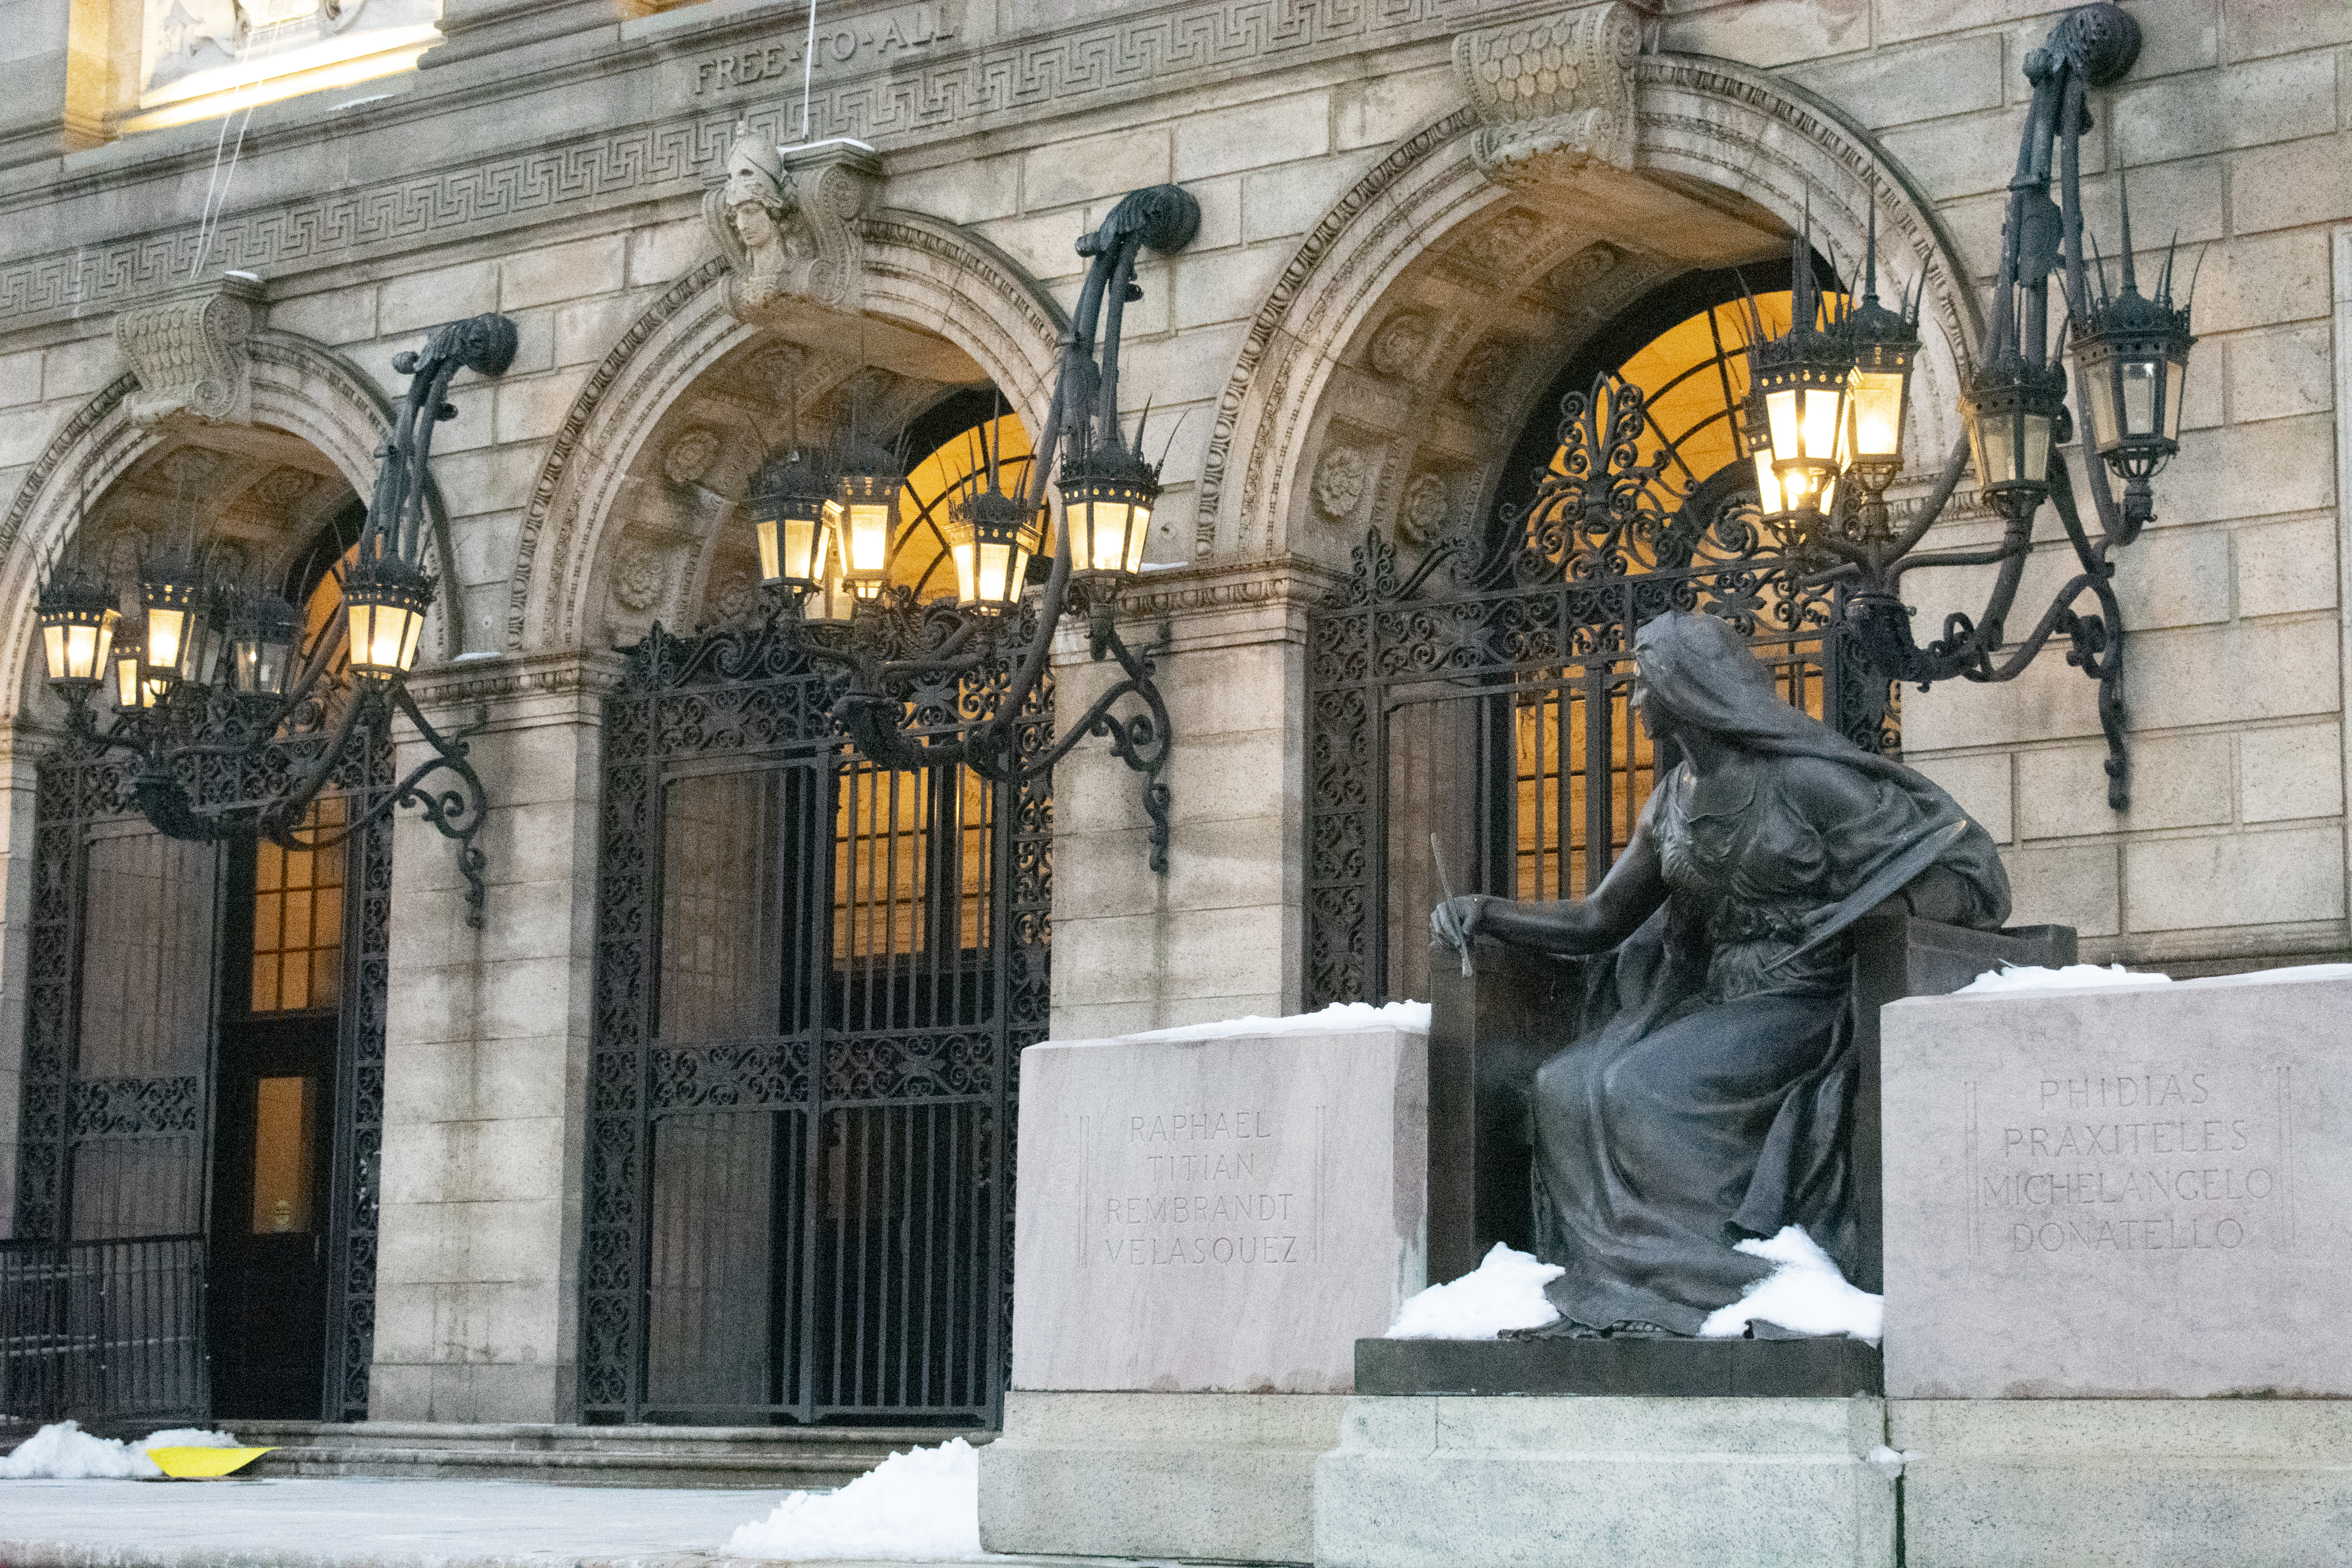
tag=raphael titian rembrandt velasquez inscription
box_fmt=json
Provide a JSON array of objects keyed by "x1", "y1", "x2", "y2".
[
  {"x1": 1082, "y1": 1105, "x2": 1319, "y2": 1269},
  {"x1": 1966, "y1": 1065, "x2": 2292, "y2": 1257}
]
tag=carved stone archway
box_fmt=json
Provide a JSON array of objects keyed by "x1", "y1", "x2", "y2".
[
  {"x1": 1192, "y1": 21, "x2": 1981, "y2": 564},
  {"x1": 0, "y1": 327, "x2": 417, "y2": 723},
  {"x1": 507, "y1": 211, "x2": 1067, "y2": 655}
]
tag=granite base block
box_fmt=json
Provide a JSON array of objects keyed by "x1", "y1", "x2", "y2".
[
  {"x1": 1356, "y1": 1335, "x2": 1883, "y2": 1397},
  {"x1": 976, "y1": 1389, "x2": 1343, "y2": 1564},
  {"x1": 1314, "y1": 1395, "x2": 1895, "y2": 1568},
  {"x1": 1894, "y1": 1400, "x2": 2352, "y2": 1568}
]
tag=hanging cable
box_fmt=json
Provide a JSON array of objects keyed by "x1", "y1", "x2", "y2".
[{"x1": 801, "y1": 0, "x2": 818, "y2": 143}]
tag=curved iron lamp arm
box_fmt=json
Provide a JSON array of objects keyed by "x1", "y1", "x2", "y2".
[
  {"x1": 829, "y1": 186, "x2": 1197, "y2": 863},
  {"x1": 45, "y1": 312, "x2": 515, "y2": 904},
  {"x1": 1815, "y1": 4, "x2": 2150, "y2": 809}
]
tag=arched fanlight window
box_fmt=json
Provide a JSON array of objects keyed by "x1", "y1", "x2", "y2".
[
  {"x1": 1499, "y1": 261, "x2": 1847, "y2": 543},
  {"x1": 881, "y1": 390, "x2": 1038, "y2": 601}
]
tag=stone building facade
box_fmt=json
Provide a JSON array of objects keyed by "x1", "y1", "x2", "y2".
[{"x1": 0, "y1": 0, "x2": 2345, "y2": 1428}]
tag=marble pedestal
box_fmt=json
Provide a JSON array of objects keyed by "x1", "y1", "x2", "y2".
[
  {"x1": 1314, "y1": 1395, "x2": 1896, "y2": 1568},
  {"x1": 1893, "y1": 1401, "x2": 2352, "y2": 1567},
  {"x1": 979, "y1": 1390, "x2": 1343, "y2": 1564},
  {"x1": 978, "y1": 1015, "x2": 1428, "y2": 1563}
]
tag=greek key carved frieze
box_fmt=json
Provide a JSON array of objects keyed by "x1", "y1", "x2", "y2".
[{"x1": 0, "y1": 0, "x2": 1464, "y2": 328}]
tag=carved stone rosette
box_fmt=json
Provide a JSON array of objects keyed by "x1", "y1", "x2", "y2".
[
  {"x1": 1454, "y1": 2, "x2": 1644, "y2": 189},
  {"x1": 114, "y1": 273, "x2": 264, "y2": 428}
]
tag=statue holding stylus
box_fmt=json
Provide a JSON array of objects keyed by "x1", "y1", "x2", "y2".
[{"x1": 1430, "y1": 613, "x2": 2011, "y2": 1338}]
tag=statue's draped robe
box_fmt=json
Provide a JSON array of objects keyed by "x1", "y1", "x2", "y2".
[{"x1": 1526, "y1": 616, "x2": 2010, "y2": 1335}]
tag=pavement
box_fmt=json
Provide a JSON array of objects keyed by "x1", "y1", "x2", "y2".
[{"x1": 0, "y1": 1477, "x2": 1229, "y2": 1568}]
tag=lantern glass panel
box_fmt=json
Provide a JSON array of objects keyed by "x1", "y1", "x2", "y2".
[
  {"x1": 1849, "y1": 370, "x2": 1906, "y2": 461},
  {"x1": 1124, "y1": 504, "x2": 1151, "y2": 573},
  {"x1": 845, "y1": 501, "x2": 892, "y2": 575},
  {"x1": 754, "y1": 517, "x2": 782, "y2": 583},
  {"x1": 1799, "y1": 387, "x2": 1841, "y2": 463},
  {"x1": 2120, "y1": 359, "x2": 2159, "y2": 437},
  {"x1": 146, "y1": 605, "x2": 187, "y2": 675},
  {"x1": 2019, "y1": 412, "x2": 2053, "y2": 485},
  {"x1": 1751, "y1": 453, "x2": 1784, "y2": 514},
  {"x1": 1976, "y1": 415, "x2": 2015, "y2": 488},
  {"x1": 40, "y1": 625, "x2": 63, "y2": 682},
  {"x1": 2163, "y1": 358, "x2": 2185, "y2": 442},
  {"x1": 115, "y1": 648, "x2": 143, "y2": 709},
  {"x1": 2081, "y1": 361, "x2": 2120, "y2": 451},
  {"x1": 1764, "y1": 390, "x2": 1800, "y2": 463}
]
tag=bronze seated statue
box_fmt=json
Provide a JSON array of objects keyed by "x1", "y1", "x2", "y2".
[{"x1": 1431, "y1": 611, "x2": 2030, "y2": 1339}]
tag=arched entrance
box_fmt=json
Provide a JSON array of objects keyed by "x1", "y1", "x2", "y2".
[
  {"x1": 1303, "y1": 261, "x2": 1887, "y2": 1009},
  {"x1": 5, "y1": 428, "x2": 394, "y2": 1429},
  {"x1": 577, "y1": 363, "x2": 1052, "y2": 1429}
]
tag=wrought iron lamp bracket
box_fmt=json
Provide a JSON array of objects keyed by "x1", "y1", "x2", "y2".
[
  {"x1": 36, "y1": 312, "x2": 514, "y2": 909},
  {"x1": 1784, "y1": 3, "x2": 2169, "y2": 811},
  {"x1": 778, "y1": 184, "x2": 1196, "y2": 872}
]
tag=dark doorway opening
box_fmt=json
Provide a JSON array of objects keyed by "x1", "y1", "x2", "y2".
[{"x1": 207, "y1": 806, "x2": 348, "y2": 1419}]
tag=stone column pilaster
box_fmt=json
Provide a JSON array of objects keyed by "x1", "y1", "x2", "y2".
[
  {"x1": 369, "y1": 650, "x2": 623, "y2": 1422},
  {"x1": 0, "y1": 720, "x2": 53, "y2": 1239},
  {"x1": 1048, "y1": 557, "x2": 1340, "y2": 1039}
]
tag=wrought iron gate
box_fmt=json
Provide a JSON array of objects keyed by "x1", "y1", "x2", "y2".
[
  {"x1": 9, "y1": 725, "x2": 392, "y2": 1429},
  {"x1": 582, "y1": 615, "x2": 1049, "y2": 1427},
  {"x1": 1304, "y1": 381, "x2": 1891, "y2": 1009}
]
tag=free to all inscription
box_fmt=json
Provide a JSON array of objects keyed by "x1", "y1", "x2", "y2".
[{"x1": 1966, "y1": 1065, "x2": 2292, "y2": 1258}]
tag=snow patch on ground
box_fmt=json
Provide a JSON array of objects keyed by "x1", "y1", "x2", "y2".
[
  {"x1": 1958, "y1": 962, "x2": 2171, "y2": 994},
  {"x1": 1386, "y1": 1242, "x2": 1563, "y2": 1339},
  {"x1": 1698, "y1": 1226, "x2": 1883, "y2": 1345},
  {"x1": 726, "y1": 1438, "x2": 982, "y2": 1561},
  {"x1": 0, "y1": 1421, "x2": 240, "y2": 1480},
  {"x1": 1125, "y1": 999, "x2": 1431, "y2": 1041}
]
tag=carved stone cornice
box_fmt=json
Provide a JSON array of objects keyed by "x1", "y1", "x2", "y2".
[
  {"x1": 1105, "y1": 554, "x2": 1351, "y2": 621},
  {"x1": 114, "y1": 273, "x2": 264, "y2": 428},
  {"x1": 402, "y1": 648, "x2": 630, "y2": 711},
  {"x1": 1455, "y1": 2, "x2": 1647, "y2": 189}
]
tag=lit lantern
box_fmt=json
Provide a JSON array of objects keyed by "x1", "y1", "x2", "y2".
[
  {"x1": 36, "y1": 565, "x2": 119, "y2": 695},
  {"x1": 1839, "y1": 216, "x2": 1920, "y2": 539},
  {"x1": 748, "y1": 451, "x2": 838, "y2": 594},
  {"x1": 1741, "y1": 242, "x2": 1850, "y2": 523},
  {"x1": 2071, "y1": 232, "x2": 2194, "y2": 529},
  {"x1": 141, "y1": 555, "x2": 212, "y2": 688},
  {"x1": 1055, "y1": 432, "x2": 1158, "y2": 592},
  {"x1": 834, "y1": 443, "x2": 903, "y2": 601},
  {"x1": 113, "y1": 613, "x2": 160, "y2": 710},
  {"x1": 942, "y1": 481, "x2": 1037, "y2": 615},
  {"x1": 343, "y1": 554, "x2": 432, "y2": 680},
  {"x1": 230, "y1": 591, "x2": 298, "y2": 700},
  {"x1": 1963, "y1": 351, "x2": 2070, "y2": 501}
]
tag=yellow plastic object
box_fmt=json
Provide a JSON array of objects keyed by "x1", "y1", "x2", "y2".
[{"x1": 145, "y1": 1446, "x2": 276, "y2": 1479}]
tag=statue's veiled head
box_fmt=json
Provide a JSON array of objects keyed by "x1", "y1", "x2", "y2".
[{"x1": 1629, "y1": 611, "x2": 1782, "y2": 746}]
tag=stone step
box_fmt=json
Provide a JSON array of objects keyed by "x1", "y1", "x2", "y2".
[{"x1": 225, "y1": 1421, "x2": 992, "y2": 1490}]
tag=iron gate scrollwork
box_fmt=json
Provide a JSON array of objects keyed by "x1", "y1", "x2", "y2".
[
  {"x1": 583, "y1": 606, "x2": 1049, "y2": 1427},
  {"x1": 8, "y1": 703, "x2": 392, "y2": 1429},
  {"x1": 1304, "y1": 379, "x2": 1892, "y2": 1010}
]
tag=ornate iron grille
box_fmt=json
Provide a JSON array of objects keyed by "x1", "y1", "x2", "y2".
[
  {"x1": 583, "y1": 610, "x2": 1049, "y2": 1427},
  {"x1": 1305, "y1": 380, "x2": 1891, "y2": 1008},
  {"x1": 12, "y1": 710, "x2": 393, "y2": 1426}
]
